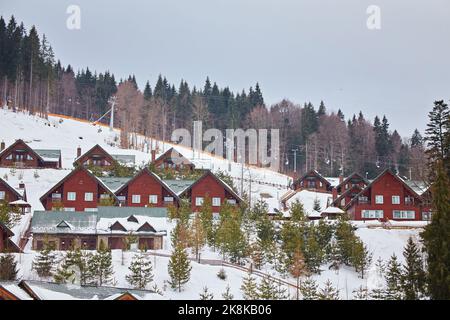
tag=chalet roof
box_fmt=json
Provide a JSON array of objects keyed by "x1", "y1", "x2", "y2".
[
  {"x1": 322, "y1": 206, "x2": 345, "y2": 214},
  {"x1": 32, "y1": 207, "x2": 168, "y2": 235},
  {"x1": 335, "y1": 172, "x2": 369, "y2": 189},
  {"x1": 31, "y1": 211, "x2": 98, "y2": 234},
  {"x1": 98, "y1": 176, "x2": 132, "y2": 192},
  {"x1": 176, "y1": 170, "x2": 243, "y2": 203},
  {"x1": 18, "y1": 280, "x2": 164, "y2": 300},
  {"x1": 39, "y1": 166, "x2": 119, "y2": 205},
  {"x1": 97, "y1": 215, "x2": 165, "y2": 235},
  {"x1": 0, "y1": 221, "x2": 14, "y2": 237},
  {"x1": 163, "y1": 179, "x2": 196, "y2": 195},
  {"x1": 73, "y1": 144, "x2": 116, "y2": 165},
  {"x1": 154, "y1": 147, "x2": 194, "y2": 166},
  {"x1": 404, "y1": 180, "x2": 431, "y2": 196},
  {"x1": 33, "y1": 149, "x2": 61, "y2": 162},
  {"x1": 331, "y1": 184, "x2": 364, "y2": 206},
  {"x1": 0, "y1": 177, "x2": 24, "y2": 200},
  {"x1": 114, "y1": 167, "x2": 181, "y2": 202},
  {"x1": 0, "y1": 282, "x2": 33, "y2": 300},
  {"x1": 344, "y1": 169, "x2": 424, "y2": 210},
  {"x1": 295, "y1": 170, "x2": 331, "y2": 188},
  {"x1": 284, "y1": 190, "x2": 332, "y2": 219},
  {"x1": 9, "y1": 199, "x2": 31, "y2": 207},
  {"x1": 111, "y1": 154, "x2": 136, "y2": 166}
]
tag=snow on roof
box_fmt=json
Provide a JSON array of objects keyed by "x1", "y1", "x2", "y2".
[
  {"x1": 97, "y1": 206, "x2": 168, "y2": 219},
  {"x1": 404, "y1": 180, "x2": 430, "y2": 196},
  {"x1": 163, "y1": 179, "x2": 195, "y2": 195},
  {"x1": 322, "y1": 206, "x2": 345, "y2": 214},
  {"x1": 31, "y1": 211, "x2": 98, "y2": 234},
  {"x1": 0, "y1": 283, "x2": 33, "y2": 300},
  {"x1": 21, "y1": 280, "x2": 164, "y2": 300},
  {"x1": 33, "y1": 149, "x2": 61, "y2": 161},
  {"x1": 9, "y1": 199, "x2": 30, "y2": 206},
  {"x1": 285, "y1": 190, "x2": 332, "y2": 218},
  {"x1": 325, "y1": 177, "x2": 341, "y2": 187},
  {"x1": 97, "y1": 215, "x2": 167, "y2": 235},
  {"x1": 98, "y1": 176, "x2": 132, "y2": 192},
  {"x1": 111, "y1": 154, "x2": 136, "y2": 166}
]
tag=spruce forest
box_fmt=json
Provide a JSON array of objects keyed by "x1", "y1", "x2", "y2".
[{"x1": 0, "y1": 16, "x2": 428, "y2": 179}]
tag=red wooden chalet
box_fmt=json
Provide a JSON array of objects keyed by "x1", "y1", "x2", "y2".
[
  {"x1": 39, "y1": 166, "x2": 118, "y2": 211},
  {"x1": 293, "y1": 170, "x2": 332, "y2": 192},
  {"x1": 177, "y1": 170, "x2": 243, "y2": 213},
  {"x1": 114, "y1": 167, "x2": 181, "y2": 207},
  {"x1": 332, "y1": 172, "x2": 369, "y2": 208},
  {"x1": 152, "y1": 147, "x2": 195, "y2": 171},
  {"x1": 0, "y1": 178, "x2": 30, "y2": 214},
  {"x1": 0, "y1": 139, "x2": 61, "y2": 169},
  {"x1": 345, "y1": 169, "x2": 431, "y2": 221},
  {"x1": 73, "y1": 144, "x2": 136, "y2": 168},
  {"x1": 0, "y1": 222, "x2": 21, "y2": 252}
]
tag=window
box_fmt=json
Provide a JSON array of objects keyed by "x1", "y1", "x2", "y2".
[
  {"x1": 212, "y1": 197, "x2": 221, "y2": 206},
  {"x1": 405, "y1": 196, "x2": 414, "y2": 205},
  {"x1": 393, "y1": 210, "x2": 415, "y2": 219},
  {"x1": 358, "y1": 196, "x2": 368, "y2": 204},
  {"x1": 392, "y1": 195, "x2": 400, "y2": 205},
  {"x1": 132, "y1": 195, "x2": 141, "y2": 204},
  {"x1": 227, "y1": 199, "x2": 237, "y2": 205},
  {"x1": 84, "y1": 192, "x2": 94, "y2": 201},
  {"x1": 361, "y1": 210, "x2": 384, "y2": 219},
  {"x1": 0, "y1": 191, "x2": 5, "y2": 200},
  {"x1": 84, "y1": 208, "x2": 98, "y2": 212},
  {"x1": 117, "y1": 195, "x2": 126, "y2": 202},
  {"x1": 149, "y1": 195, "x2": 158, "y2": 204},
  {"x1": 99, "y1": 193, "x2": 110, "y2": 199},
  {"x1": 6, "y1": 154, "x2": 12, "y2": 160},
  {"x1": 52, "y1": 193, "x2": 62, "y2": 199},
  {"x1": 340, "y1": 198, "x2": 346, "y2": 206},
  {"x1": 27, "y1": 154, "x2": 33, "y2": 160},
  {"x1": 195, "y1": 197, "x2": 204, "y2": 206},
  {"x1": 422, "y1": 212, "x2": 432, "y2": 221},
  {"x1": 319, "y1": 181, "x2": 323, "y2": 187},
  {"x1": 67, "y1": 192, "x2": 76, "y2": 201},
  {"x1": 164, "y1": 196, "x2": 174, "y2": 202},
  {"x1": 64, "y1": 207, "x2": 75, "y2": 212},
  {"x1": 375, "y1": 195, "x2": 384, "y2": 204}
]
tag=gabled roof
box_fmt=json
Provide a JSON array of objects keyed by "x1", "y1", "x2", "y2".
[
  {"x1": 98, "y1": 176, "x2": 132, "y2": 192},
  {"x1": 115, "y1": 167, "x2": 181, "y2": 202},
  {"x1": 336, "y1": 172, "x2": 369, "y2": 190},
  {"x1": 344, "y1": 169, "x2": 424, "y2": 210},
  {"x1": 109, "y1": 221, "x2": 127, "y2": 232},
  {"x1": 0, "y1": 222, "x2": 20, "y2": 252},
  {"x1": 332, "y1": 184, "x2": 364, "y2": 206},
  {"x1": 0, "y1": 221, "x2": 14, "y2": 237},
  {"x1": 163, "y1": 179, "x2": 196, "y2": 196},
  {"x1": 0, "y1": 177, "x2": 23, "y2": 200},
  {"x1": 0, "y1": 139, "x2": 61, "y2": 164},
  {"x1": 111, "y1": 154, "x2": 135, "y2": 166},
  {"x1": 294, "y1": 170, "x2": 331, "y2": 188},
  {"x1": 73, "y1": 144, "x2": 117, "y2": 166},
  {"x1": 178, "y1": 170, "x2": 243, "y2": 203},
  {"x1": 153, "y1": 147, "x2": 194, "y2": 167},
  {"x1": 137, "y1": 222, "x2": 156, "y2": 233},
  {"x1": 39, "y1": 166, "x2": 119, "y2": 206},
  {"x1": 32, "y1": 211, "x2": 98, "y2": 234}
]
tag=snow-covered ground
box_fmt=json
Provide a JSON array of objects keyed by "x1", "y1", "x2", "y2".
[{"x1": 0, "y1": 108, "x2": 426, "y2": 299}]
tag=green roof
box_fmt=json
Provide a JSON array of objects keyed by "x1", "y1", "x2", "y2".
[
  {"x1": 97, "y1": 206, "x2": 168, "y2": 219},
  {"x1": 163, "y1": 179, "x2": 195, "y2": 195},
  {"x1": 111, "y1": 154, "x2": 136, "y2": 165},
  {"x1": 34, "y1": 149, "x2": 61, "y2": 160},
  {"x1": 98, "y1": 177, "x2": 131, "y2": 192}
]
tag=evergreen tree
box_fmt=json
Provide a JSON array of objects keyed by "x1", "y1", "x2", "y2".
[
  {"x1": 199, "y1": 286, "x2": 214, "y2": 300},
  {"x1": 290, "y1": 247, "x2": 306, "y2": 299},
  {"x1": 318, "y1": 101, "x2": 326, "y2": 117},
  {"x1": 256, "y1": 213, "x2": 275, "y2": 249},
  {"x1": 352, "y1": 285, "x2": 368, "y2": 300},
  {"x1": 385, "y1": 254, "x2": 403, "y2": 300},
  {"x1": 258, "y1": 275, "x2": 278, "y2": 300},
  {"x1": 168, "y1": 241, "x2": 192, "y2": 292},
  {"x1": 421, "y1": 161, "x2": 450, "y2": 299},
  {"x1": 351, "y1": 240, "x2": 372, "y2": 278},
  {"x1": 32, "y1": 244, "x2": 57, "y2": 278},
  {"x1": 222, "y1": 284, "x2": 234, "y2": 300},
  {"x1": 312, "y1": 197, "x2": 321, "y2": 212},
  {"x1": 318, "y1": 279, "x2": 340, "y2": 300},
  {"x1": 0, "y1": 253, "x2": 18, "y2": 280},
  {"x1": 425, "y1": 100, "x2": 449, "y2": 168},
  {"x1": 304, "y1": 230, "x2": 324, "y2": 273},
  {"x1": 90, "y1": 240, "x2": 115, "y2": 286},
  {"x1": 290, "y1": 200, "x2": 306, "y2": 222},
  {"x1": 240, "y1": 272, "x2": 258, "y2": 300},
  {"x1": 299, "y1": 277, "x2": 319, "y2": 300},
  {"x1": 402, "y1": 237, "x2": 426, "y2": 300},
  {"x1": 189, "y1": 212, "x2": 206, "y2": 262},
  {"x1": 411, "y1": 129, "x2": 424, "y2": 148},
  {"x1": 54, "y1": 251, "x2": 76, "y2": 284},
  {"x1": 126, "y1": 253, "x2": 154, "y2": 289},
  {"x1": 143, "y1": 81, "x2": 152, "y2": 100},
  {"x1": 199, "y1": 196, "x2": 214, "y2": 247}
]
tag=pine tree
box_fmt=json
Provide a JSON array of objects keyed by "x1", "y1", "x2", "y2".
[
  {"x1": 199, "y1": 196, "x2": 214, "y2": 246},
  {"x1": 385, "y1": 254, "x2": 403, "y2": 300},
  {"x1": 222, "y1": 284, "x2": 234, "y2": 300},
  {"x1": 300, "y1": 277, "x2": 319, "y2": 300},
  {"x1": 126, "y1": 253, "x2": 154, "y2": 289},
  {"x1": 421, "y1": 162, "x2": 450, "y2": 299},
  {"x1": 351, "y1": 240, "x2": 372, "y2": 278},
  {"x1": 313, "y1": 197, "x2": 321, "y2": 212},
  {"x1": 290, "y1": 247, "x2": 306, "y2": 299},
  {"x1": 90, "y1": 240, "x2": 115, "y2": 286},
  {"x1": 352, "y1": 285, "x2": 368, "y2": 300},
  {"x1": 0, "y1": 253, "x2": 18, "y2": 280},
  {"x1": 199, "y1": 286, "x2": 214, "y2": 300},
  {"x1": 304, "y1": 230, "x2": 324, "y2": 273},
  {"x1": 240, "y1": 272, "x2": 258, "y2": 300},
  {"x1": 32, "y1": 244, "x2": 57, "y2": 278},
  {"x1": 425, "y1": 100, "x2": 449, "y2": 167},
  {"x1": 402, "y1": 237, "x2": 426, "y2": 300},
  {"x1": 54, "y1": 254, "x2": 76, "y2": 284},
  {"x1": 168, "y1": 241, "x2": 192, "y2": 292},
  {"x1": 190, "y1": 212, "x2": 206, "y2": 262},
  {"x1": 289, "y1": 200, "x2": 306, "y2": 222},
  {"x1": 258, "y1": 275, "x2": 278, "y2": 300},
  {"x1": 328, "y1": 241, "x2": 342, "y2": 271},
  {"x1": 318, "y1": 279, "x2": 340, "y2": 300}
]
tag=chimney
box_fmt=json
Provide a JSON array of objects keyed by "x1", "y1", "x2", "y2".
[
  {"x1": 19, "y1": 181, "x2": 25, "y2": 189},
  {"x1": 332, "y1": 187, "x2": 338, "y2": 201},
  {"x1": 0, "y1": 141, "x2": 5, "y2": 151},
  {"x1": 151, "y1": 149, "x2": 156, "y2": 162},
  {"x1": 77, "y1": 146, "x2": 82, "y2": 158}
]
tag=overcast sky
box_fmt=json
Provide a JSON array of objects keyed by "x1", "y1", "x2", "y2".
[{"x1": 2, "y1": 0, "x2": 449, "y2": 136}]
